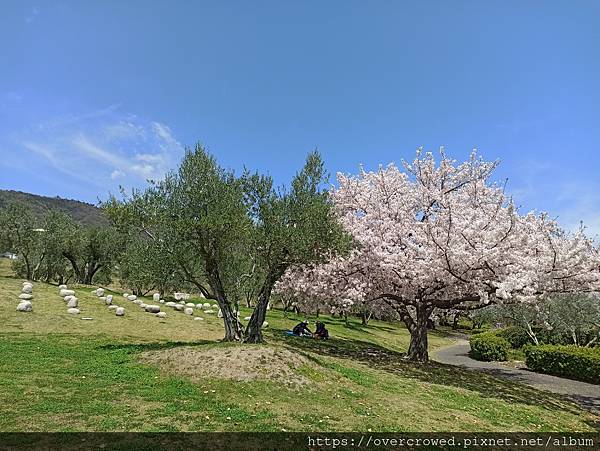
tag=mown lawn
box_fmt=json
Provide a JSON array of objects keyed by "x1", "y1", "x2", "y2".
[{"x1": 0, "y1": 260, "x2": 598, "y2": 432}]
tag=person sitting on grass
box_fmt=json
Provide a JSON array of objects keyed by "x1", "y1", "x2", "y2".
[
  {"x1": 314, "y1": 321, "x2": 329, "y2": 340},
  {"x1": 292, "y1": 320, "x2": 312, "y2": 337}
]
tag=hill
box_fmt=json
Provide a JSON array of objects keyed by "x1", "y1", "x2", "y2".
[{"x1": 0, "y1": 190, "x2": 109, "y2": 227}]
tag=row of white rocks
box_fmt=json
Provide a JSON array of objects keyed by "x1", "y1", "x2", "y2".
[
  {"x1": 17, "y1": 282, "x2": 34, "y2": 312},
  {"x1": 103, "y1": 289, "x2": 270, "y2": 327},
  {"x1": 91, "y1": 288, "x2": 124, "y2": 316},
  {"x1": 58, "y1": 285, "x2": 85, "y2": 315}
]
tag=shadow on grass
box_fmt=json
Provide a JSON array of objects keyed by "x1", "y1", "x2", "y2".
[
  {"x1": 268, "y1": 327, "x2": 599, "y2": 430},
  {"x1": 98, "y1": 339, "x2": 217, "y2": 353}
]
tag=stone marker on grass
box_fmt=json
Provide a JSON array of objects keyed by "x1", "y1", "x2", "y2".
[
  {"x1": 17, "y1": 301, "x2": 32, "y2": 312},
  {"x1": 153, "y1": 293, "x2": 160, "y2": 302},
  {"x1": 60, "y1": 289, "x2": 75, "y2": 297},
  {"x1": 67, "y1": 298, "x2": 79, "y2": 308},
  {"x1": 19, "y1": 293, "x2": 33, "y2": 300},
  {"x1": 184, "y1": 307, "x2": 194, "y2": 315},
  {"x1": 67, "y1": 308, "x2": 80, "y2": 315},
  {"x1": 115, "y1": 307, "x2": 125, "y2": 316},
  {"x1": 145, "y1": 305, "x2": 160, "y2": 314},
  {"x1": 156, "y1": 312, "x2": 167, "y2": 318}
]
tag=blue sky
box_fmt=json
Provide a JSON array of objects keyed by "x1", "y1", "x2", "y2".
[{"x1": 1, "y1": 1, "x2": 599, "y2": 235}]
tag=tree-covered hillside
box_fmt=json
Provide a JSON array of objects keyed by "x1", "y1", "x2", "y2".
[{"x1": 0, "y1": 190, "x2": 108, "y2": 227}]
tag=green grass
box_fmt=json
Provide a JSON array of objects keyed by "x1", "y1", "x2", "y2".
[{"x1": 1, "y1": 260, "x2": 598, "y2": 432}]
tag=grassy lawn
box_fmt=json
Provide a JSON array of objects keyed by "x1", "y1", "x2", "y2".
[{"x1": 0, "y1": 260, "x2": 598, "y2": 432}]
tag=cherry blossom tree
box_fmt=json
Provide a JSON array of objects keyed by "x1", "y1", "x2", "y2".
[{"x1": 277, "y1": 149, "x2": 600, "y2": 362}]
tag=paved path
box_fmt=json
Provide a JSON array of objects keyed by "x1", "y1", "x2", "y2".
[{"x1": 432, "y1": 338, "x2": 600, "y2": 414}]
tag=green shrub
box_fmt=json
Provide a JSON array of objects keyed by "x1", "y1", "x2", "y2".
[
  {"x1": 469, "y1": 332, "x2": 510, "y2": 361},
  {"x1": 524, "y1": 345, "x2": 600, "y2": 384},
  {"x1": 495, "y1": 326, "x2": 532, "y2": 349}
]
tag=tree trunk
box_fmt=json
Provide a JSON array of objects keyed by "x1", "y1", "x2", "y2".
[
  {"x1": 361, "y1": 310, "x2": 372, "y2": 326},
  {"x1": 244, "y1": 280, "x2": 275, "y2": 343},
  {"x1": 23, "y1": 254, "x2": 32, "y2": 281},
  {"x1": 406, "y1": 304, "x2": 433, "y2": 362},
  {"x1": 205, "y1": 261, "x2": 242, "y2": 342},
  {"x1": 452, "y1": 312, "x2": 460, "y2": 330},
  {"x1": 525, "y1": 323, "x2": 539, "y2": 345}
]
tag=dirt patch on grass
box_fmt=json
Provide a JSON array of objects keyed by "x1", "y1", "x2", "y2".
[{"x1": 138, "y1": 345, "x2": 312, "y2": 387}]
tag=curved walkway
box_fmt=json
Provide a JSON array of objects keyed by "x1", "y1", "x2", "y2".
[{"x1": 432, "y1": 338, "x2": 600, "y2": 414}]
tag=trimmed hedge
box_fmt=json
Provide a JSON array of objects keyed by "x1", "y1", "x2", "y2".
[
  {"x1": 524, "y1": 345, "x2": 600, "y2": 384},
  {"x1": 469, "y1": 332, "x2": 510, "y2": 361},
  {"x1": 494, "y1": 326, "x2": 532, "y2": 349}
]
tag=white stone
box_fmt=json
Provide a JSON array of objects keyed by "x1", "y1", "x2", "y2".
[
  {"x1": 174, "y1": 292, "x2": 190, "y2": 301},
  {"x1": 139, "y1": 303, "x2": 147, "y2": 309},
  {"x1": 179, "y1": 300, "x2": 186, "y2": 305},
  {"x1": 184, "y1": 308, "x2": 194, "y2": 315},
  {"x1": 153, "y1": 293, "x2": 160, "y2": 302},
  {"x1": 127, "y1": 295, "x2": 137, "y2": 301},
  {"x1": 17, "y1": 301, "x2": 32, "y2": 312},
  {"x1": 67, "y1": 298, "x2": 79, "y2": 308},
  {"x1": 133, "y1": 299, "x2": 142, "y2": 305},
  {"x1": 19, "y1": 293, "x2": 33, "y2": 300},
  {"x1": 194, "y1": 317, "x2": 204, "y2": 321},
  {"x1": 156, "y1": 312, "x2": 167, "y2": 318},
  {"x1": 96, "y1": 288, "x2": 105, "y2": 297},
  {"x1": 266, "y1": 303, "x2": 271, "y2": 311},
  {"x1": 91, "y1": 289, "x2": 98, "y2": 295},
  {"x1": 212, "y1": 304, "x2": 219, "y2": 309},
  {"x1": 21, "y1": 286, "x2": 32, "y2": 294},
  {"x1": 198, "y1": 292, "x2": 205, "y2": 299},
  {"x1": 217, "y1": 309, "x2": 223, "y2": 318},
  {"x1": 262, "y1": 321, "x2": 269, "y2": 328},
  {"x1": 165, "y1": 301, "x2": 176, "y2": 307},
  {"x1": 58, "y1": 284, "x2": 67, "y2": 290},
  {"x1": 60, "y1": 289, "x2": 75, "y2": 297},
  {"x1": 115, "y1": 307, "x2": 125, "y2": 316},
  {"x1": 186, "y1": 302, "x2": 195, "y2": 308},
  {"x1": 106, "y1": 295, "x2": 113, "y2": 302},
  {"x1": 145, "y1": 305, "x2": 160, "y2": 313},
  {"x1": 204, "y1": 309, "x2": 214, "y2": 314},
  {"x1": 202, "y1": 302, "x2": 211, "y2": 309},
  {"x1": 159, "y1": 299, "x2": 165, "y2": 304},
  {"x1": 99, "y1": 296, "x2": 107, "y2": 302},
  {"x1": 108, "y1": 305, "x2": 119, "y2": 310},
  {"x1": 105, "y1": 298, "x2": 112, "y2": 305},
  {"x1": 123, "y1": 293, "x2": 129, "y2": 298},
  {"x1": 67, "y1": 308, "x2": 80, "y2": 315},
  {"x1": 174, "y1": 304, "x2": 184, "y2": 311},
  {"x1": 244, "y1": 316, "x2": 252, "y2": 321}
]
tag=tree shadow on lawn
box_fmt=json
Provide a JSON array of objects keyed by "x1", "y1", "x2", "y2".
[
  {"x1": 270, "y1": 328, "x2": 600, "y2": 429},
  {"x1": 98, "y1": 339, "x2": 217, "y2": 354}
]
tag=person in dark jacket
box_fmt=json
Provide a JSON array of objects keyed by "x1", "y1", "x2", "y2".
[
  {"x1": 292, "y1": 320, "x2": 312, "y2": 337},
  {"x1": 314, "y1": 321, "x2": 329, "y2": 339}
]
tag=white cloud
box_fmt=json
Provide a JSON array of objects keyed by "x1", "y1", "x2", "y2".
[
  {"x1": 110, "y1": 169, "x2": 125, "y2": 180},
  {"x1": 11, "y1": 105, "x2": 185, "y2": 199}
]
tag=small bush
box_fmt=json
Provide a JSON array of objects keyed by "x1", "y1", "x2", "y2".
[
  {"x1": 469, "y1": 332, "x2": 510, "y2": 361},
  {"x1": 495, "y1": 326, "x2": 532, "y2": 349},
  {"x1": 524, "y1": 345, "x2": 600, "y2": 384}
]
